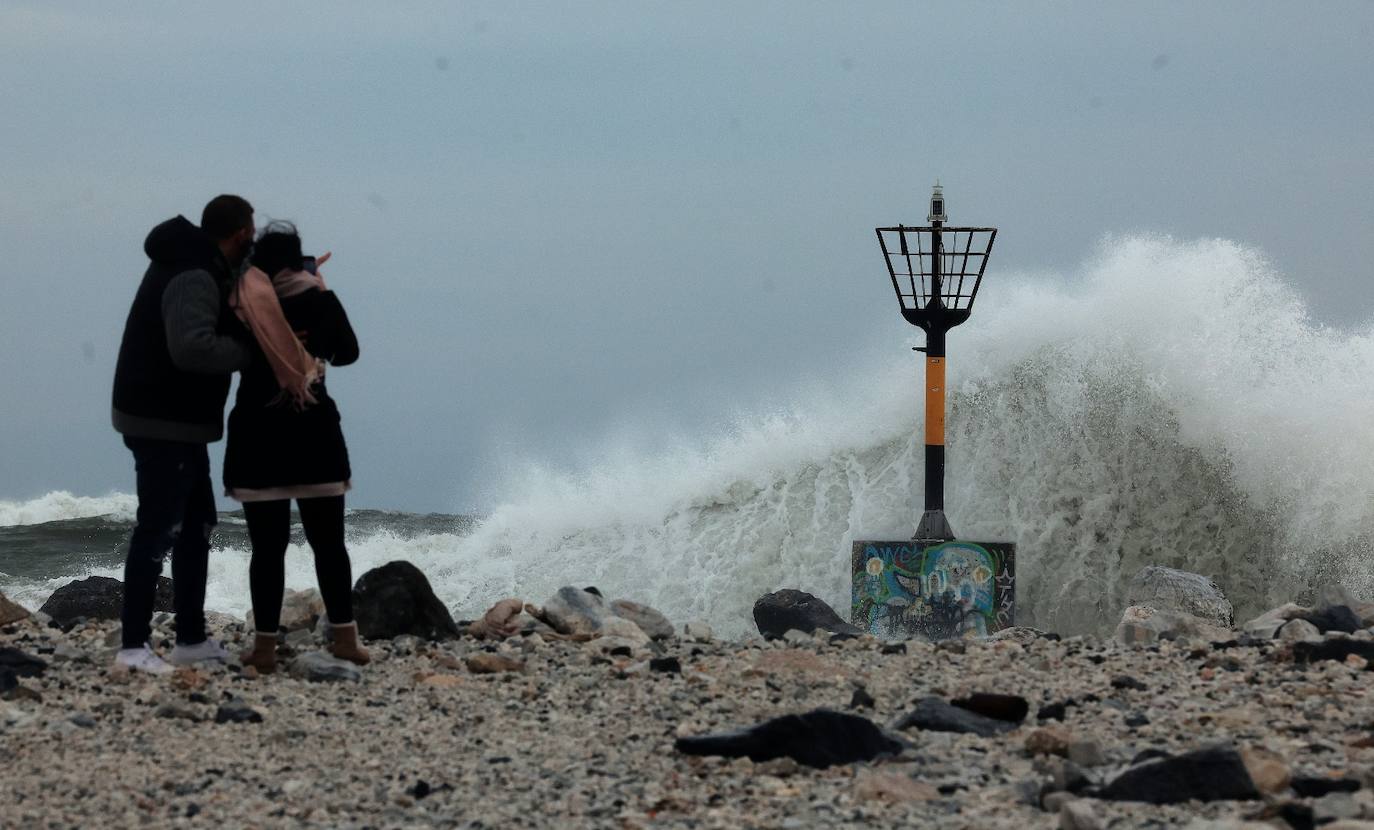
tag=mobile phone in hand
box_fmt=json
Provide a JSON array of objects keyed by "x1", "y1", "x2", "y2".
[{"x1": 301, "y1": 256, "x2": 318, "y2": 274}]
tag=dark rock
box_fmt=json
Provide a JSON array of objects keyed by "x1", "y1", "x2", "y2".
[
  {"x1": 155, "y1": 703, "x2": 202, "y2": 722},
  {"x1": 1299, "y1": 605, "x2": 1362, "y2": 634},
  {"x1": 0, "y1": 647, "x2": 48, "y2": 678},
  {"x1": 880, "y1": 642, "x2": 907, "y2": 655},
  {"x1": 1038, "y1": 701, "x2": 1070, "y2": 721},
  {"x1": 1110, "y1": 675, "x2": 1147, "y2": 691},
  {"x1": 674, "y1": 708, "x2": 903, "y2": 769},
  {"x1": 69, "y1": 713, "x2": 97, "y2": 729},
  {"x1": 608, "y1": 645, "x2": 633, "y2": 657},
  {"x1": 352, "y1": 561, "x2": 460, "y2": 641},
  {"x1": 39, "y1": 575, "x2": 173, "y2": 628},
  {"x1": 1124, "y1": 713, "x2": 1150, "y2": 728},
  {"x1": 1276, "y1": 801, "x2": 1316, "y2": 830},
  {"x1": 288, "y1": 651, "x2": 362, "y2": 683},
  {"x1": 0, "y1": 668, "x2": 16, "y2": 695},
  {"x1": 649, "y1": 657, "x2": 681, "y2": 674},
  {"x1": 1099, "y1": 745, "x2": 1259, "y2": 803},
  {"x1": 583, "y1": 586, "x2": 603, "y2": 597},
  {"x1": 850, "y1": 687, "x2": 876, "y2": 710},
  {"x1": 892, "y1": 697, "x2": 1018, "y2": 737},
  {"x1": 1291, "y1": 639, "x2": 1374, "y2": 665},
  {"x1": 1290, "y1": 776, "x2": 1361, "y2": 798},
  {"x1": 951, "y1": 692, "x2": 1028, "y2": 723},
  {"x1": 752, "y1": 590, "x2": 862, "y2": 639},
  {"x1": 405, "y1": 780, "x2": 451, "y2": 800},
  {"x1": 3, "y1": 683, "x2": 41, "y2": 703},
  {"x1": 214, "y1": 700, "x2": 263, "y2": 724}
]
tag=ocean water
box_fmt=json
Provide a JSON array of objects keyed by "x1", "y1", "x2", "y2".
[{"x1": 2, "y1": 235, "x2": 1370, "y2": 637}]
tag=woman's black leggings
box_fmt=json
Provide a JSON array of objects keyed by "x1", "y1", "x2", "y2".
[{"x1": 243, "y1": 495, "x2": 355, "y2": 632}]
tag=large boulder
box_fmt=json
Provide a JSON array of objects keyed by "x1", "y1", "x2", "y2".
[
  {"x1": 753, "y1": 589, "x2": 862, "y2": 639},
  {"x1": 542, "y1": 587, "x2": 613, "y2": 637},
  {"x1": 0, "y1": 592, "x2": 30, "y2": 627},
  {"x1": 1115, "y1": 605, "x2": 1232, "y2": 646},
  {"x1": 1126, "y1": 566, "x2": 1234, "y2": 628},
  {"x1": 39, "y1": 575, "x2": 174, "y2": 628},
  {"x1": 352, "y1": 561, "x2": 459, "y2": 641}
]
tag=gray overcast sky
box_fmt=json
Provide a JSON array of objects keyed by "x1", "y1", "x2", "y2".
[{"x1": 1, "y1": 1, "x2": 1371, "y2": 514}]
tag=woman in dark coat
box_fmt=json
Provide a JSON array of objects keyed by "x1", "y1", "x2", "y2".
[{"x1": 225, "y1": 222, "x2": 369, "y2": 672}]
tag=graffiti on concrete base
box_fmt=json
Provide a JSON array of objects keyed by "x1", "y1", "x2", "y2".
[{"x1": 851, "y1": 540, "x2": 1015, "y2": 640}]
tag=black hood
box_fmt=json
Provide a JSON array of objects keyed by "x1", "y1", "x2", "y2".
[{"x1": 144, "y1": 215, "x2": 223, "y2": 271}]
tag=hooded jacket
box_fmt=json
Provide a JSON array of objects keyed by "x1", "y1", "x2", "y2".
[{"x1": 111, "y1": 216, "x2": 251, "y2": 442}]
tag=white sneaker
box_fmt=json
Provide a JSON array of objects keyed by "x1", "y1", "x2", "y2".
[
  {"x1": 169, "y1": 638, "x2": 230, "y2": 666},
  {"x1": 114, "y1": 645, "x2": 174, "y2": 676}
]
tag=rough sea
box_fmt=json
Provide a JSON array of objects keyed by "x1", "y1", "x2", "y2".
[{"x1": 2, "y1": 235, "x2": 1371, "y2": 637}]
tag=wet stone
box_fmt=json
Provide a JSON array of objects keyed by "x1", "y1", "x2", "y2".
[
  {"x1": 214, "y1": 700, "x2": 264, "y2": 725},
  {"x1": 675, "y1": 708, "x2": 902, "y2": 769},
  {"x1": 893, "y1": 697, "x2": 1018, "y2": 738},
  {"x1": 951, "y1": 692, "x2": 1029, "y2": 723},
  {"x1": 1098, "y1": 745, "x2": 1259, "y2": 804}
]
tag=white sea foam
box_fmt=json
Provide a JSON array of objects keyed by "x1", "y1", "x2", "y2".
[{"x1": 0, "y1": 491, "x2": 138, "y2": 527}]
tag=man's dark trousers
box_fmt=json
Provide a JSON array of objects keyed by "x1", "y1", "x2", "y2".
[{"x1": 120, "y1": 436, "x2": 215, "y2": 650}]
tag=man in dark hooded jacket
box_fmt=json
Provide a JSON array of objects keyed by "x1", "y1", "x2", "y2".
[{"x1": 110, "y1": 195, "x2": 255, "y2": 674}]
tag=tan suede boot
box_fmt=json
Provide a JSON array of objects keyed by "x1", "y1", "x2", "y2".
[
  {"x1": 328, "y1": 622, "x2": 371, "y2": 665},
  {"x1": 239, "y1": 632, "x2": 278, "y2": 675}
]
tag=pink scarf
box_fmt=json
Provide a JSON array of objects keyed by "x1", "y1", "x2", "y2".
[{"x1": 231, "y1": 267, "x2": 325, "y2": 408}]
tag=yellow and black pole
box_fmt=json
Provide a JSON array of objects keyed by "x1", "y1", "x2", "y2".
[
  {"x1": 915, "y1": 206, "x2": 954, "y2": 540},
  {"x1": 875, "y1": 184, "x2": 996, "y2": 541}
]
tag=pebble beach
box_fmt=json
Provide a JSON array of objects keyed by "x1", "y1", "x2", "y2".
[{"x1": 5, "y1": 598, "x2": 1374, "y2": 830}]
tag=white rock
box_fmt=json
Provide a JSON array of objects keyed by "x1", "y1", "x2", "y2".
[
  {"x1": 1278, "y1": 618, "x2": 1322, "y2": 643},
  {"x1": 609, "y1": 599, "x2": 675, "y2": 640},
  {"x1": 597, "y1": 617, "x2": 651, "y2": 645},
  {"x1": 1059, "y1": 799, "x2": 1104, "y2": 830},
  {"x1": 1115, "y1": 605, "x2": 1232, "y2": 646},
  {"x1": 684, "y1": 621, "x2": 714, "y2": 643},
  {"x1": 1242, "y1": 603, "x2": 1309, "y2": 639}
]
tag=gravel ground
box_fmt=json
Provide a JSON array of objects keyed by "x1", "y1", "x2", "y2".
[{"x1": 4, "y1": 615, "x2": 1374, "y2": 829}]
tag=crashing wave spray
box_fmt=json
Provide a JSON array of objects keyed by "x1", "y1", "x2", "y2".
[{"x1": 427, "y1": 234, "x2": 1373, "y2": 636}]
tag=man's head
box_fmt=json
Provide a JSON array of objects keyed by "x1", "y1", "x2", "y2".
[{"x1": 200, "y1": 194, "x2": 254, "y2": 266}]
